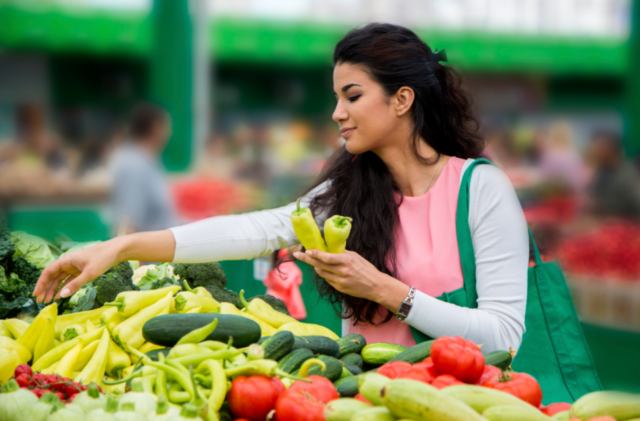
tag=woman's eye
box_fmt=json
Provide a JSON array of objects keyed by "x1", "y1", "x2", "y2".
[{"x1": 348, "y1": 95, "x2": 361, "y2": 102}]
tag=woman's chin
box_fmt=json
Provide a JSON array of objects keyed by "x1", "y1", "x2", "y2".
[{"x1": 345, "y1": 140, "x2": 368, "y2": 155}]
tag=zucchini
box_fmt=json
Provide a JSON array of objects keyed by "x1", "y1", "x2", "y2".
[
  {"x1": 325, "y1": 398, "x2": 372, "y2": 421},
  {"x1": 382, "y1": 379, "x2": 485, "y2": 421},
  {"x1": 343, "y1": 362, "x2": 363, "y2": 376},
  {"x1": 485, "y1": 350, "x2": 512, "y2": 370},
  {"x1": 351, "y1": 407, "x2": 395, "y2": 421},
  {"x1": 261, "y1": 330, "x2": 294, "y2": 360},
  {"x1": 483, "y1": 405, "x2": 551, "y2": 421},
  {"x1": 334, "y1": 376, "x2": 359, "y2": 397},
  {"x1": 337, "y1": 333, "x2": 366, "y2": 357},
  {"x1": 278, "y1": 348, "x2": 314, "y2": 374},
  {"x1": 358, "y1": 373, "x2": 390, "y2": 406},
  {"x1": 292, "y1": 336, "x2": 340, "y2": 358},
  {"x1": 340, "y1": 352, "x2": 363, "y2": 369},
  {"x1": 569, "y1": 391, "x2": 640, "y2": 420},
  {"x1": 294, "y1": 355, "x2": 343, "y2": 381},
  {"x1": 144, "y1": 348, "x2": 170, "y2": 361},
  {"x1": 441, "y1": 385, "x2": 536, "y2": 413},
  {"x1": 388, "y1": 339, "x2": 434, "y2": 364},
  {"x1": 551, "y1": 411, "x2": 570, "y2": 421},
  {"x1": 361, "y1": 343, "x2": 408, "y2": 365},
  {"x1": 142, "y1": 314, "x2": 261, "y2": 348}
]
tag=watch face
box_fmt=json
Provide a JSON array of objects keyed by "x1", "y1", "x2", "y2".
[{"x1": 397, "y1": 302, "x2": 412, "y2": 320}]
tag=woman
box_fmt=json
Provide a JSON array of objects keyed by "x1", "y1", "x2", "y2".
[{"x1": 34, "y1": 24, "x2": 529, "y2": 353}]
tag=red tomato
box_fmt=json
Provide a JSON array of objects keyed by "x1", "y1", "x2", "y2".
[
  {"x1": 377, "y1": 361, "x2": 411, "y2": 379},
  {"x1": 430, "y1": 336, "x2": 485, "y2": 383},
  {"x1": 431, "y1": 374, "x2": 465, "y2": 389},
  {"x1": 289, "y1": 375, "x2": 339, "y2": 404},
  {"x1": 14, "y1": 364, "x2": 32, "y2": 378},
  {"x1": 476, "y1": 365, "x2": 502, "y2": 385},
  {"x1": 15, "y1": 373, "x2": 31, "y2": 388},
  {"x1": 275, "y1": 387, "x2": 326, "y2": 421},
  {"x1": 397, "y1": 361, "x2": 439, "y2": 384},
  {"x1": 482, "y1": 371, "x2": 543, "y2": 408},
  {"x1": 228, "y1": 376, "x2": 283, "y2": 421},
  {"x1": 354, "y1": 393, "x2": 373, "y2": 405},
  {"x1": 540, "y1": 402, "x2": 571, "y2": 416},
  {"x1": 584, "y1": 417, "x2": 616, "y2": 421}
]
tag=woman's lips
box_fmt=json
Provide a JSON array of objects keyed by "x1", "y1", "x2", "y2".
[{"x1": 341, "y1": 128, "x2": 355, "y2": 138}]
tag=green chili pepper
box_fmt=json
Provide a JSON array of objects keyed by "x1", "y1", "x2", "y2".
[
  {"x1": 291, "y1": 198, "x2": 328, "y2": 252},
  {"x1": 245, "y1": 343, "x2": 265, "y2": 361},
  {"x1": 197, "y1": 359, "x2": 227, "y2": 420},
  {"x1": 155, "y1": 354, "x2": 172, "y2": 416},
  {"x1": 297, "y1": 358, "x2": 326, "y2": 377},
  {"x1": 176, "y1": 318, "x2": 218, "y2": 345},
  {"x1": 224, "y1": 359, "x2": 311, "y2": 382},
  {"x1": 126, "y1": 344, "x2": 195, "y2": 397},
  {"x1": 324, "y1": 215, "x2": 353, "y2": 253},
  {"x1": 172, "y1": 348, "x2": 246, "y2": 367}
]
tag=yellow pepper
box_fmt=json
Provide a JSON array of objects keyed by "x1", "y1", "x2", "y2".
[
  {"x1": 0, "y1": 324, "x2": 13, "y2": 338},
  {"x1": 186, "y1": 306, "x2": 203, "y2": 313},
  {"x1": 85, "y1": 320, "x2": 97, "y2": 332},
  {"x1": 75, "y1": 328, "x2": 110, "y2": 386},
  {"x1": 197, "y1": 359, "x2": 227, "y2": 421},
  {"x1": 219, "y1": 302, "x2": 277, "y2": 336},
  {"x1": 183, "y1": 280, "x2": 214, "y2": 299},
  {"x1": 61, "y1": 324, "x2": 86, "y2": 341},
  {"x1": 324, "y1": 215, "x2": 353, "y2": 253},
  {"x1": 104, "y1": 285, "x2": 182, "y2": 317},
  {"x1": 106, "y1": 338, "x2": 132, "y2": 378},
  {"x1": 3, "y1": 319, "x2": 29, "y2": 339},
  {"x1": 174, "y1": 291, "x2": 220, "y2": 313},
  {"x1": 239, "y1": 290, "x2": 297, "y2": 329},
  {"x1": 41, "y1": 362, "x2": 58, "y2": 375},
  {"x1": 0, "y1": 349, "x2": 19, "y2": 384},
  {"x1": 0, "y1": 337, "x2": 31, "y2": 364},
  {"x1": 104, "y1": 310, "x2": 128, "y2": 334},
  {"x1": 73, "y1": 339, "x2": 100, "y2": 372},
  {"x1": 278, "y1": 321, "x2": 340, "y2": 340},
  {"x1": 290, "y1": 198, "x2": 328, "y2": 252},
  {"x1": 138, "y1": 342, "x2": 165, "y2": 353},
  {"x1": 17, "y1": 303, "x2": 57, "y2": 353},
  {"x1": 99, "y1": 307, "x2": 118, "y2": 326},
  {"x1": 102, "y1": 379, "x2": 126, "y2": 394},
  {"x1": 113, "y1": 290, "x2": 173, "y2": 349},
  {"x1": 54, "y1": 306, "x2": 109, "y2": 340},
  {"x1": 32, "y1": 326, "x2": 106, "y2": 371},
  {"x1": 54, "y1": 340, "x2": 83, "y2": 379},
  {"x1": 33, "y1": 317, "x2": 56, "y2": 363}
]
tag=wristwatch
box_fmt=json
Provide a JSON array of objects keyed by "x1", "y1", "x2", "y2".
[{"x1": 395, "y1": 286, "x2": 416, "y2": 321}]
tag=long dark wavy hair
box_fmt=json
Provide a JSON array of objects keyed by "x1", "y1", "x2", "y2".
[{"x1": 305, "y1": 23, "x2": 485, "y2": 326}]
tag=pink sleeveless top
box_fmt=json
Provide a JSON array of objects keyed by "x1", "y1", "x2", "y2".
[{"x1": 348, "y1": 157, "x2": 466, "y2": 346}]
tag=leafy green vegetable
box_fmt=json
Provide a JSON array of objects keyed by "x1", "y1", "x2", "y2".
[
  {"x1": 10, "y1": 231, "x2": 56, "y2": 270},
  {"x1": 136, "y1": 263, "x2": 178, "y2": 291},
  {"x1": 94, "y1": 262, "x2": 138, "y2": 305},
  {"x1": 206, "y1": 286, "x2": 243, "y2": 308},
  {"x1": 68, "y1": 286, "x2": 97, "y2": 313}
]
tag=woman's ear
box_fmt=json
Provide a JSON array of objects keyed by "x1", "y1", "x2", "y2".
[{"x1": 394, "y1": 86, "x2": 415, "y2": 117}]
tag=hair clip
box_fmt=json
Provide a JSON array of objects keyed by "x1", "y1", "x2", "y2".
[{"x1": 429, "y1": 49, "x2": 448, "y2": 63}]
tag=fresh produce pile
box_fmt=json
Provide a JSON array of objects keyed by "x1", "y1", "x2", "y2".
[{"x1": 559, "y1": 222, "x2": 640, "y2": 281}]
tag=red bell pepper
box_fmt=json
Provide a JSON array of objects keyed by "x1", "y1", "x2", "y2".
[
  {"x1": 476, "y1": 365, "x2": 502, "y2": 385},
  {"x1": 482, "y1": 371, "x2": 543, "y2": 408},
  {"x1": 377, "y1": 361, "x2": 412, "y2": 379},
  {"x1": 228, "y1": 376, "x2": 284, "y2": 421},
  {"x1": 430, "y1": 336, "x2": 485, "y2": 383},
  {"x1": 540, "y1": 402, "x2": 572, "y2": 416},
  {"x1": 275, "y1": 387, "x2": 326, "y2": 421},
  {"x1": 397, "y1": 361, "x2": 439, "y2": 384},
  {"x1": 431, "y1": 374, "x2": 465, "y2": 389},
  {"x1": 354, "y1": 393, "x2": 373, "y2": 405},
  {"x1": 289, "y1": 375, "x2": 339, "y2": 404}
]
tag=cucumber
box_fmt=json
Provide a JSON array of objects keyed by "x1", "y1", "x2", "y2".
[
  {"x1": 351, "y1": 407, "x2": 395, "y2": 421},
  {"x1": 382, "y1": 379, "x2": 485, "y2": 421},
  {"x1": 145, "y1": 348, "x2": 170, "y2": 361},
  {"x1": 485, "y1": 350, "x2": 513, "y2": 370},
  {"x1": 334, "y1": 376, "x2": 359, "y2": 397},
  {"x1": 142, "y1": 314, "x2": 261, "y2": 348},
  {"x1": 441, "y1": 384, "x2": 537, "y2": 413},
  {"x1": 569, "y1": 391, "x2": 640, "y2": 420},
  {"x1": 361, "y1": 343, "x2": 408, "y2": 365},
  {"x1": 293, "y1": 355, "x2": 343, "y2": 381},
  {"x1": 341, "y1": 352, "x2": 363, "y2": 369},
  {"x1": 483, "y1": 405, "x2": 551, "y2": 421},
  {"x1": 292, "y1": 336, "x2": 340, "y2": 358},
  {"x1": 551, "y1": 411, "x2": 570, "y2": 421},
  {"x1": 324, "y1": 398, "x2": 372, "y2": 421},
  {"x1": 343, "y1": 362, "x2": 363, "y2": 376},
  {"x1": 357, "y1": 373, "x2": 390, "y2": 406},
  {"x1": 337, "y1": 333, "x2": 366, "y2": 357},
  {"x1": 388, "y1": 340, "x2": 434, "y2": 364},
  {"x1": 278, "y1": 348, "x2": 314, "y2": 374},
  {"x1": 261, "y1": 330, "x2": 294, "y2": 360}
]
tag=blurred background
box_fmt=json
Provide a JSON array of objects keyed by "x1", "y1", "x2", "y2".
[{"x1": 1, "y1": 0, "x2": 639, "y2": 390}]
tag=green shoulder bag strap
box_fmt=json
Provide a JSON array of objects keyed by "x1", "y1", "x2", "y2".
[{"x1": 409, "y1": 158, "x2": 602, "y2": 404}]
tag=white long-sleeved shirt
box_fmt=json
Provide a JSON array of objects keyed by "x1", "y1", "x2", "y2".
[{"x1": 170, "y1": 159, "x2": 529, "y2": 353}]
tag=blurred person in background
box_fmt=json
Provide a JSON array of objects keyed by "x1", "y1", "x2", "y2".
[
  {"x1": 585, "y1": 130, "x2": 640, "y2": 220},
  {"x1": 109, "y1": 102, "x2": 179, "y2": 235},
  {"x1": 537, "y1": 121, "x2": 586, "y2": 194},
  {"x1": 194, "y1": 131, "x2": 235, "y2": 179}
]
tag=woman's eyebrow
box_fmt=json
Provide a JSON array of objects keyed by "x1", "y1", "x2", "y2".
[{"x1": 342, "y1": 83, "x2": 361, "y2": 92}]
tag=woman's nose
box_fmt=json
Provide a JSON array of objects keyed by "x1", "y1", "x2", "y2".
[{"x1": 332, "y1": 101, "x2": 348, "y2": 123}]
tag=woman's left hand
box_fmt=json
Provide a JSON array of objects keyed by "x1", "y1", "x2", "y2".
[{"x1": 293, "y1": 249, "x2": 395, "y2": 303}]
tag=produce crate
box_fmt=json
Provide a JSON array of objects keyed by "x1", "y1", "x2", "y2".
[{"x1": 567, "y1": 275, "x2": 640, "y2": 333}]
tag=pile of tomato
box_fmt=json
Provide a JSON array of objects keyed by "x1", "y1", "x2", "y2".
[{"x1": 12, "y1": 364, "x2": 89, "y2": 404}]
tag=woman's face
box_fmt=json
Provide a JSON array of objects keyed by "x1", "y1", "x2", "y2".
[{"x1": 333, "y1": 62, "x2": 404, "y2": 155}]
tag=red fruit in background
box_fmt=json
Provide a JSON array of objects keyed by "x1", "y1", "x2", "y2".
[
  {"x1": 14, "y1": 364, "x2": 32, "y2": 378},
  {"x1": 482, "y1": 371, "x2": 543, "y2": 408},
  {"x1": 289, "y1": 375, "x2": 339, "y2": 404},
  {"x1": 476, "y1": 365, "x2": 502, "y2": 385},
  {"x1": 228, "y1": 376, "x2": 283, "y2": 421},
  {"x1": 377, "y1": 361, "x2": 411, "y2": 379},
  {"x1": 397, "y1": 361, "x2": 439, "y2": 384},
  {"x1": 354, "y1": 393, "x2": 373, "y2": 405},
  {"x1": 32, "y1": 388, "x2": 45, "y2": 398},
  {"x1": 430, "y1": 336, "x2": 485, "y2": 383},
  {"x1": 15, "y1": 373, "x2": 31, "y2": 388},
  {"x1": 65, "y1": 384, "x2": 80, "y2": 397},
  {"x1": 275, "y1": 387, "x2": 326, "y2": 421},
  {"x1": 540, "y1": 402, "x2": 572, "y2": 416},
  {"x1": 431, "y1": 374, "x2": 465, "y2": 389},
  {"x1": 54, "y1": 392, "x2": 66, "y2": 401}
]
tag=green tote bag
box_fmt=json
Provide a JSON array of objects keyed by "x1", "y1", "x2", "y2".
[{"x1": 410, "y1": 158, "x2": 602, "y2": 404}]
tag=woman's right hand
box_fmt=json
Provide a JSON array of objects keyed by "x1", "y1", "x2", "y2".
[{"x1": 33, "y1": 240, "x2": 122, "y2": 303}]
